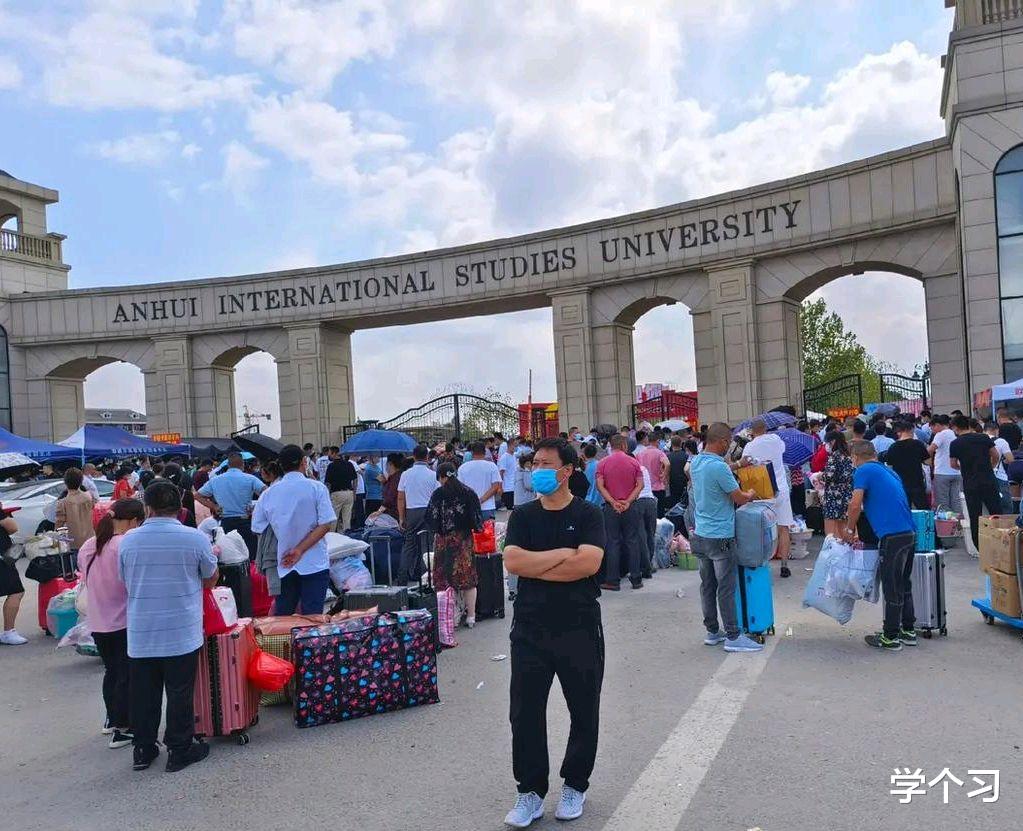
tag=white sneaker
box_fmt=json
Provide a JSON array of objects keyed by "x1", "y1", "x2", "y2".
[
  {"x1": 0, "y1": 629, "x2": 28, "y2": 645},
  {"x1": 504, "y1": 792, "x2": 544, "y2": 828},
  {"x1": 555, "y1": 786, "x2": 586, "y2": 821},
  {"x1": 465, "y1": 617, "x2": 476, "y2": 629}
]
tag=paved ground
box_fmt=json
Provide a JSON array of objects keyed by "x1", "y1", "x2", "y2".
[{"x1": 2, "y1": 539, "x2": 1021, "y2": 831}]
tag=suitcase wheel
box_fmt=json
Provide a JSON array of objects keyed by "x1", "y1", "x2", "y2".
[
  {"x1": 752, "y1": 633, "x2": 765, "y2": 645},
  {"x1": 498, "y1": 610, "x2": 505, "y2": 619},
  {"x1": 921, "y1": 629, "x2": 933, "y2": 639},
  {"x1": 983, "y1": 613, "x2": 994, "y2": 625},
  {"x1": 236, "y1": 731, "x2": 250, "y2": 746},
  {"x1": 767, "y1": 626, "x2": 775, "y2": 637},
  {"x1": 939, "y1": 627, "x2": 948, "y2": 637}
]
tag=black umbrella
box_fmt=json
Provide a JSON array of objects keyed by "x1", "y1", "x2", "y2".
[{"x1": 233, "y1": 432, "x2": 285, "y2": 462}]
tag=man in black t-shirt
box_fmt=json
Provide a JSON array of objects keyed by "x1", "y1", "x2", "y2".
[
  {"x1": 324, "y1": 448, "x2": 357, "y2": 531},
  {"x1": 502, "y1": 438, "x2": 606, "y2": 827},
  {"x1": 997, "y1": 409, "x2": 1022, "y2": 452},
  {"x1": 885, "y1": 421, "x2": 931, "y2": 510},
  {"x1": 949, "y1": 414, "x2": 1002, "y2": 548},
  {"x1": 666, "y1": 435, "x2": 689, "y2": 505}
]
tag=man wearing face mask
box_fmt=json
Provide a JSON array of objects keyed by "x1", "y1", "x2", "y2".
[{"x1": 502, "y1": 438, "x2": 606, "y2": 827}]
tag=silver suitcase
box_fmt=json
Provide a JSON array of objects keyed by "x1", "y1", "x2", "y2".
[{"x1": 911, "y1": 551, "x2": 947, "y2": 637}]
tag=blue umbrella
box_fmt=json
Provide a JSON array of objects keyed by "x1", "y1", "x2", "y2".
[
  {"x1": 214, "y1": 451, "x2": 255, "y2": 472},
  {"x1": 775, "y1": 428, "x2": 816, "y2": 466},
  {"x1": 341, "y1": 429, "x2": 417, "y2": 455},
  {"x1": 733, "y1": 411, "x2": 797, "y2": 434}
]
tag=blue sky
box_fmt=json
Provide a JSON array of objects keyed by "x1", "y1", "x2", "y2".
[{"x1": 0, "y1": 1, "x2": 954, "y2": 434}]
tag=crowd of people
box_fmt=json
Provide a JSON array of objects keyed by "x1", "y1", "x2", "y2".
[{"x1": 1, "y1": 404, "x2": 1020, "y2": 824}]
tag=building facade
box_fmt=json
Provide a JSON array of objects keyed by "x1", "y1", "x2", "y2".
[{"x1": 0, "y1": 1, "x2": 1017, "y2": 445}]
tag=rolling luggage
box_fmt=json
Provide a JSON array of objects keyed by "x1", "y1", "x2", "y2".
[
  {"x1": 734, "y1": 501, "x2": 778, "y2": 568},
  {"x1": 217, "y1": 561, "x2": 253, "y2": 618},
  {"x1": 735, "y1": 564, "x2": 775, "y2": 642},
  {"x1": 407, "y1": 530, "x2": 439, "y2": 652},
  {"x1": 249, "y1": 562, "x2": 273, "y2": 617},
  {"x1": 910, "y1": 550, "x2": 947, "y2": 637},
  {"x1": 293, "y1": 610, "x2": 439, "y2": 728},
  {"x1": 347, "y1": 528, "x2": 403, "y2": 586},
  {"x1": 333, "y1": 529, "x2": 409, "y2": 613},
  {"x1": 193, "y1": 621, "x2": 260, "y2": 745},
  {"x1": 38, "y1": 573, "x2": 78, "y2": 635},
  {"x1": 805, "y1": 505, "x2": 825, "y2": 536},
  {"x1": 474, "y1": 552, "x2": 505, "y2": 620}
]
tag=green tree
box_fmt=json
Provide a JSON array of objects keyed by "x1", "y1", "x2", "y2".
[{"x1": 799, "y1": 297, "x2": 897, "y2": 406}]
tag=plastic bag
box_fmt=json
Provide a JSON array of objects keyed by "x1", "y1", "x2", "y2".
[
  {"x1": 329, "y1": 554, "x2": 373, "y2": 591},
  {"x1": 802, "y1": 536, "x2": 856, "y2": 624},
  {"x1": 214, "y1": 528, "x2": 249, "y2": 565},
  {"x1": 364, "y1": 514, "x2": 399, "y2": 530},
  {"x1": 325, "y1": 531, "x2": 371, "y2": 561},
  {"x1": 57, "y1": 619, "x2": 96, "y2": 651},
  {"x1": 437, "y1": 586, "x2": 458, "y2": 648},
  {"x1": 653, "y1": 519, "x2": 674, "y2": 569},
  {"x1": 202, "y1": 588, "x2": 231, "y2": 636},
  {"x1": 211, "y1": 585, "x2": 238, "y2": 626},
  {"x1": 24, "y1": 534, "x2": 59, "y2": 560},
  {"x1": 472, "y1": 520, "x2": 496, "y2": 555},
  {"x1": 734, "y1": 501, "x2": 778, "y2": 567},
  {"x1": 247, "y1": 648, "x2": 295, "y2": 692},
  {"x1": 824, "y1": 546, "x2": 880, "y2": 600}
]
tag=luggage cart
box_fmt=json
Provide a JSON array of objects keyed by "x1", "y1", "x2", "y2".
[{"x1": 971, "y1": 529, "x2": 1023, "y2": 641}]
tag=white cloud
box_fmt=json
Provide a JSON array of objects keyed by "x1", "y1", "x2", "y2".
[
  {"x1": 181, "y1": 142, "x2": 202, "y2": 160},
  {"x1": 224, "y1": 0, "x2": 397, "y2": 93},
  {"x1": 764, "y1": 70, "x2": 811, "y2": 106},
  {"x1": 221, "y1": 140, "x2": 268, "y2": 201},
  {"x1": 87, "y1": 130, "x2": 182, "y2": 165},
  {"x1": 0, "y1": 55, "x2": 21, "y2": 89}
]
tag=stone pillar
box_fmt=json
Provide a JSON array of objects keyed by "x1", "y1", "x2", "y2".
[
  {"x1": 143, "y1": 337, "x2": 196, "y2": 437},
  {"x1": 190, "y1": 364, "x2": 237, "y2": 438},
  {"x1": 46, "y1": 376, "x2": 85, "y2": 442},
  {"x1": 924, "y1": 271, "x2": 971, "y2": 413},
  {"x1": 754, "y1": 297, "x2": 803, "y2": 412},
  {"x1": 550, "y1": 290, "x2": 597, "y2": 433},
  {"x1": 591, "y1": 323, "x2": 636, "y2": 427},
  {"x1": 698, "y1": 263, "x2": 759, "y2": 425},
  {"x1": 278, "y1": 324, "x2": 355, "y2": 446}
]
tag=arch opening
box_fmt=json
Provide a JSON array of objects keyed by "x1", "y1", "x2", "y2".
[
  {"x1": 629, "y1": 298, "x2": 697, "y2": 425},
  {"x1": 76, "y1": 359, "x2": 147, "y2": 441},
  {"x1": 208, "y1": 346, "x2": 282, "y2": 439}
]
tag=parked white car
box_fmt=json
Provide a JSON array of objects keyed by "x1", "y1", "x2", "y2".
[{"x1": 1, "y1": 478, "x2": 115, "y2": 550}]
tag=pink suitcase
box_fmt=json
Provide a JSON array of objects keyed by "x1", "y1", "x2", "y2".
[{"x1": 193, "y1": 620, "x2": 260, "y2": 744}]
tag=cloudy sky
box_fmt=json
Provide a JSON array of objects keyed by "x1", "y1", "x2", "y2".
[{"x1": 0, "y1": 1, "x2": 951, "y2": 436}]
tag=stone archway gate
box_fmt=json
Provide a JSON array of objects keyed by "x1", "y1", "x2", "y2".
[{"x1": 2, "y1": 138, "x2": 968, "y2": 444}]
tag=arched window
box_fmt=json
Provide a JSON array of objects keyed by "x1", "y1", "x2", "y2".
[
  {"x1": 0, "y1": 326, "x2": 10, "y2": 430},
  {"x1": 994, "y1": 145, "x2": 1023, "y2": 380}
]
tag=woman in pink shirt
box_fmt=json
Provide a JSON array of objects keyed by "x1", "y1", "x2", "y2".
[{"x1": 78, "y1": 498, "x2": 145, "y2": 749}]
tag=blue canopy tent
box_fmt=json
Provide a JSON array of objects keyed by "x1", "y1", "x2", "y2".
[
  {"x1": 0, "y1": 426, "x2": 81, "y2": 463},
  {"x1": 59, "y1": 425, "x2": 192, "y2": 461}
]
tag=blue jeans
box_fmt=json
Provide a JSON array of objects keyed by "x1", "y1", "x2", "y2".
[{"x1": 276, "y1": 568, "x2": 330, "y2": 615}]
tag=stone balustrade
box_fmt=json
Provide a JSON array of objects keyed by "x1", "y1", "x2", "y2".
[{"x1": 0, "y1": 227, "x2": 62, "y2": 264}]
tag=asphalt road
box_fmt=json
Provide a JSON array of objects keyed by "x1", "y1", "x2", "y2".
[{"x1": 2, "y1": 539, "x2": 1020, "y2": 831}]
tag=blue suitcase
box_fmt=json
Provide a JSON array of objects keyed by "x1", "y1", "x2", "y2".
[
  {"x1": 735, "y1": 564, "x2": 775, "y2": 642},
  {"x1": 912, "y1": 510, "x2": 935, "y2": 552}
]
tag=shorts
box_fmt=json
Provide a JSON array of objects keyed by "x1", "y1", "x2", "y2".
[
  {"x1": 772, "y1": 490, "x2": 794, "y2": 528},
  {"x1": 0, "y1": 558, "x2": 24, "y2": 597}
]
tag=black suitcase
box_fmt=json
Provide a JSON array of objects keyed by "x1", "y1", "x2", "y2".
[
  {"x1": 474, "y1": 553, "x2": 505, "y2": 620},
  {"x1": 217, "y1": 561, "x2": 253, "y2": 618},
  {"x1": 408, "y1": 530, "x2": 439, "y2": 652},
  {"x1": 805, "y1": 505, "x2": 825, "y2": 536},
  {"x1": 331, "y1": 530, "x2": 409, "y2": 614}
]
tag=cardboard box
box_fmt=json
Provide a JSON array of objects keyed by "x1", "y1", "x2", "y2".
[
  {"x1": 979, "y1": 515, "x2": 1018, "y2": 531},
  {"x1": 979, "y1": 527, "x2": 1019, "y2": 575},
  {"x1": 989, "y1": 569, "x2": 1023, "y2": 618}
]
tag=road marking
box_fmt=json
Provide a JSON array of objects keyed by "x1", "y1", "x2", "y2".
[{"x1": 601, "y1": 634, "x2": 780, "y2": 831}]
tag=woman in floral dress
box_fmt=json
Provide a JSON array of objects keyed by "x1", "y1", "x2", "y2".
[
  {"x1": 426, "y1": 462, "x2": 483, "y2": 627},
  {"x1": 822, "y1": 430, "x2": 854, "y2": 537}
]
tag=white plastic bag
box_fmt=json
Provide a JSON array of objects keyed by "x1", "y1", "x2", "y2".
[
  {"x1": 653, "y1": 519, "x2": 674, "y2": 569},
  {"x1": 58, "y1": 619, "x2": 96, "y2": 653},
  {"x1": 329, "y1": 554, "x2": 373, "y2": 591},
  {"x1": 211, "y1": 585, "x2": 238, "y2": 626},
  {"x1": 24, "y1": 534, "x2": 58, "y2": 560},
  {"x1": 824, "y1": 546, "x2": 880, "y2": 600},
  {"x1": 214, "y1": 528, "x2": 249, "y2": 565},
  {"x1": 365, "y1": 514, "x2": 399, "y2": 530},
  {"x1": 802, "y1": 536, "x2": 856, "y2": 625},
  {"x1": 325, "y1": 532, "x2": 370, "y2": 561}
]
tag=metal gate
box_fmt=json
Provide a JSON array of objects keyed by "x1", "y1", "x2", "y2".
[
  {"x1": 631, "y1": 391, "x2": 699, "y2": 427},
  {"x1": 878, "y1": 372, "x2": 930, "y2": 416},
  {"x1": 344, "y1": 394, "x2": 519, "y2": 446},
  {"x1": 802, "y1": 373, "x2": 863, "y2": 419}
]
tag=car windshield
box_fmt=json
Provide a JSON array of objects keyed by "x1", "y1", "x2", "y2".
[{"x1": 0, "y1": 482, "x2": 55, "y2": 500}]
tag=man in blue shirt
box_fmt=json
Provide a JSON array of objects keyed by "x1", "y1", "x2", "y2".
[
  {"x1": 843, "y1": 440, "x2": 916, "y2": 652},
  {"x1": 119, "y1": 481, "x2": 218, "y2": 772},
  {"x1": 689, "y1": 423, "x2": 760, "y2": 653},
  {"x1": 251, "y1": 444, "x2": 336, "y2": 615},
  {"x1": 196, "y1": 451, "x2": 265, "y2": 559}
]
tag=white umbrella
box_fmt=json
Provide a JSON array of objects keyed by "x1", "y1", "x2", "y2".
[
  {"x1": 0, "y1": 452, "x2": 41, "y2": 477},
  {"x1": 656, "y1": 419, "x2": 692, "y2": 432}
]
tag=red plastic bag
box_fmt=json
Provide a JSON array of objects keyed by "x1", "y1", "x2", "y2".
[
  {"x1": 472, "y1": 520, "x2": 496, "y2": 555},
  {"x1": 202, "y1": 588, "x2": 231, "y2": 637},
  {"x1": 247, "y1": 648, "x2": 295, "y2": 693},
  {"x1": 249, "y1": 562, "x2": 272, "y2": 617}
]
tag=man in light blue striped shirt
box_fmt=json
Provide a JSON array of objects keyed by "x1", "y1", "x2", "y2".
[{"x1": 120, "y1": 481, "x2": 218, "y2": 773}]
